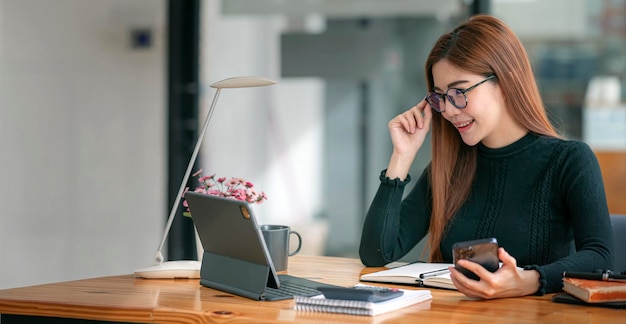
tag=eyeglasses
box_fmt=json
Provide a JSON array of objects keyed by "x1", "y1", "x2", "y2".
[{"x1": 424, "y1": 74, "x2": 496, "y2": 112}]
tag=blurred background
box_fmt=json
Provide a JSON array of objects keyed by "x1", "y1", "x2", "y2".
[{"x1": 1, "y1": 0, "x2": 624, "y2": 289}]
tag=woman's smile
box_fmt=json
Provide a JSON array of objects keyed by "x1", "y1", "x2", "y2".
[{"x1": 454, "y1": 119, "x2": 474, "y2": 131}]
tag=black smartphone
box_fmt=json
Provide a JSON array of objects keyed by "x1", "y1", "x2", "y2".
[{"x1": 452, "y1": 237, "x2": 499, "y2": 280}]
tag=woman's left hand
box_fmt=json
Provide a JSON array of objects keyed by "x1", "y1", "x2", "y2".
[{"x1": 449, "y1": 247, "x2": 540, "y2": 299}]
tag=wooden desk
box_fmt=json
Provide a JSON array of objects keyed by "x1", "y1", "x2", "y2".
[{"x1": 0, "y1": 255, "x2": 623, "y2": 323}]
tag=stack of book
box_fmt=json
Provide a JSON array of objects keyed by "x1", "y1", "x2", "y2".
[
  {"x1": 294, "y1": 284, "x2": 432, "y2": 316},
  {"x1": 553, "y1": 271, "x2": 626, "y2": 308}
]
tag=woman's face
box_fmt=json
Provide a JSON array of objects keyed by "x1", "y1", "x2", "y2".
[{"x1": 431, "y1": 60, "x2": 525, "y2": 148}]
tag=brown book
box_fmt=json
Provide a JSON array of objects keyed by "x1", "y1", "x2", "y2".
[{"x1": 562, "y1": 277, "x2": 626, "y2": 303}]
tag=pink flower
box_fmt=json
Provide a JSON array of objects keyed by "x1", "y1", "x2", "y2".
[
  {"x1": 192, "y1": 169, "x2": 204, "y2": 177},
  {"x1": 227, "y1": 178, "x2": 239, "y2": 187},
  {"x1": 231, "y1": 188, "x2": 246, "y2": 201},
  {"x1": 193, "y1": 188, "x2": 207, "y2": 194},
  {"x1": 181, "y1": 171, "x2": 268, "y2": 216},
  {"x1": 199, "y1": 175, "x2": 212, "y2": 183},
  {"x1": 206, "y1": 189, "x2": 222, "y2": 196}
]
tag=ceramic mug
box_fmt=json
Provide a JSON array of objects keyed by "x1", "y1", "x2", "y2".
[{"x1": 260, "y1": 224, "x2": 302, "y2": 272}]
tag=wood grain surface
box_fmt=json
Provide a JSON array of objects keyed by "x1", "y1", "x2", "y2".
[{"x1": 0, "y1": 255, "x2": 623, "y2": 323}]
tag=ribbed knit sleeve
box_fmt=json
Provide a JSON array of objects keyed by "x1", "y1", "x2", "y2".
[
  {"x1": 358, "y1": 169, "x2": 431, "y2": 266},
  {"x1": 523, "y1": 141, "x2": 614, "y2": 294}
]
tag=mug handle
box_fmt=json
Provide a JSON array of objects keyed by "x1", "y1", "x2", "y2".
[{"x1": 288, "y1": 230, "x2": 302, "y2": 256}]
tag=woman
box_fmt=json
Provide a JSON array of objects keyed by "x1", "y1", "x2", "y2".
[{"x1": 358, "y1": 14, "x2": 614, "y2": 299}]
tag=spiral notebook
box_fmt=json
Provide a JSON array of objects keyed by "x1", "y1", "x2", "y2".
[{"x1": 294, "y1": 284, "x2": 432, "y2": 316}]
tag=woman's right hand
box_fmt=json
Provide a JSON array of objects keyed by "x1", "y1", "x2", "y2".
[{"x1": 385, "y1": 99, "x2": 432, "y2": 179}]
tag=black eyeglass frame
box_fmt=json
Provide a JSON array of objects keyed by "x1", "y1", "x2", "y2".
[{"x1": 424, "y1": 74, "x2": 497, "y2": 112}]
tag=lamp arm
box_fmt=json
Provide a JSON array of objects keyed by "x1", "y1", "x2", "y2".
[{"x1": 154, "y1": 88, "x2": 223, "y2": 264}]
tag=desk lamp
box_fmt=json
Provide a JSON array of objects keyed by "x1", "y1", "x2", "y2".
[{"x1": 135, "y1": 76, "x2": 277, "y2": 279}]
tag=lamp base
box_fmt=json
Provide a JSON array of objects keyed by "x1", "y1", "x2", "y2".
[{"x1": 134, "y1": 260, "x2": 201, "y2": 279}]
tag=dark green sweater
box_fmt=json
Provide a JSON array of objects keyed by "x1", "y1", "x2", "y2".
[{"x1": 359, "y1": 133, "x2": 614, "y2": 294}]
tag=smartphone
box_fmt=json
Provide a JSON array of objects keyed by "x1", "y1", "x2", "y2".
[{"x1": 452, "y1": 237, "x2": 499, "y2": 280}]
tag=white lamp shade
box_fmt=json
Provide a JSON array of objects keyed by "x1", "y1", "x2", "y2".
[{"x1": 210, "y1": 76, "x2": 277, "y2": 89}]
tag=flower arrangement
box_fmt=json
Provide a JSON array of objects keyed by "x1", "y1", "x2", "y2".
[{"x1": 182, "y1": 169, "x2": 267, "y2": 216}]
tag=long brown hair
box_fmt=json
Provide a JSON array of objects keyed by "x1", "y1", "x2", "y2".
[{"x1": 424, "y1": 15, "x2": 559, "y2": 262}]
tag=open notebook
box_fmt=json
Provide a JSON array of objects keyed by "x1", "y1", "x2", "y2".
[
  {"x1": 185, "y1": 192, "x2": 342, "y2": 301},
  {"x1": 360, "y1": 262, "x2": 456, "y2": 290}
]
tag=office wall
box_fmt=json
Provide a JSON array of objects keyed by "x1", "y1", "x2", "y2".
[{"x1": 0, "y1": 0, "x2": 165, "y2": 289}]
